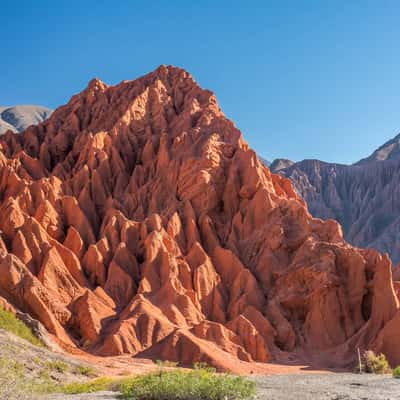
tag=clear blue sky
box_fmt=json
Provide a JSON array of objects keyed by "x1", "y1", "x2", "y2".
[{"x1": 1, "y1": 0, "x2": 400, "y2": 164}]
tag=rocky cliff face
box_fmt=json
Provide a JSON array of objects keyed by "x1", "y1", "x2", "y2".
[
  {"x1": 0, "y1": 105, "x2": 52, "y2": 134},
  {"x1": 0, "y1": 66, "x2": 398, "y2": 371},
  {"x1": 271, "y1": 138, "x2": 400, "y2": 264}
]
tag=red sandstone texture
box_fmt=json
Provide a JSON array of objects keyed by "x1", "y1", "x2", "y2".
[{"x1": 0, "y1": 66, "x2": 399, "y2": 371}]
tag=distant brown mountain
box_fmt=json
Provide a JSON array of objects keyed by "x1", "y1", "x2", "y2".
[{"x1": 271, "y1": 134, "x2": 400, "y2": 263}]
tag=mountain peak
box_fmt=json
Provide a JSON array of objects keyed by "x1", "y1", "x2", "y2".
[
  {"x1": 355, "y1": 132, "x2": 400, "y2": 165},
  {"x1": 86, "y1": 77, "x2": 107, "y2": 90}
]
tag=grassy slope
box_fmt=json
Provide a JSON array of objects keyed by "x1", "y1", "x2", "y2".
[
  {"x1": 0, "y1": 308, "x2": 43, "y2": 346},
  {"x1": 0, "y1": 326, "x2": 98, "y2": 399}
]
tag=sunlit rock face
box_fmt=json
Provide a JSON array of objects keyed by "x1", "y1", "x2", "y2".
[{"x1": 0, "y1": 66, "x2": 398, "y2": 371}]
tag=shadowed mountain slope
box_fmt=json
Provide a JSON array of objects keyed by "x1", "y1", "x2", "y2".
[{"x1": 271, "y1": 134, "x2": 400, "y2": 263}]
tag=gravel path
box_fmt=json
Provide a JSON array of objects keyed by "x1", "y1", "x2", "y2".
[{"x1": 253, "y1": 373, "x2": 400, "y2": 400}]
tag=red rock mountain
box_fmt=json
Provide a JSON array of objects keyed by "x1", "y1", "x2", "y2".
[{"x1": 0, "y1": 66, "x2": 399, "y2": 371}]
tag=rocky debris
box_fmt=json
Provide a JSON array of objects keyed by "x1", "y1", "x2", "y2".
[{"x1": 0, "y1": 65, "x2": 398, "y2": 371}]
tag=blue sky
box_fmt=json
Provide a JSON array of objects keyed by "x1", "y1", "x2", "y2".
[{"x1": 1, "y1": 1, "x2": 400, "y2": 164}]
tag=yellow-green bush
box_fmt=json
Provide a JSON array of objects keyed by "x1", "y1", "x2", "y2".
[
  {"x1": 362, "y1": 350, "x2": 391, "y2": 374},
  {"x1": 73, "y1": 365, "x2": 97, "y2": 377},
  {"x1": 45, "y1": 360, "x2": 69, "y2": 373}
]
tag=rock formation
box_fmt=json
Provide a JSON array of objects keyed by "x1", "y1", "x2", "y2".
[
  {"x1": 0, "y1": 105, "x2": 52, "y2": 134},
  {"x1": 0, "y1": 66, "x2": 398, "y2": 371},
  {"x1": 271, "y1": 137, "x2": 400, "y2": 264}
]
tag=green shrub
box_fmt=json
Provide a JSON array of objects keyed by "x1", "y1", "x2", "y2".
[
  {"x1": 45, "y1": 360, "x2": 69, "y2": 373},
  {"x1": 119, "y1": 370, "x2": 256, "y2": 400},
  {"x1": 0, "y1": 308, "x2": 42, "y2": 346},
  {"x1": 362, "y1": 350, "x2": 391, "y2": 374},
  {"x1": 393, "y1": 366, "x2": 400, "y2": 378},
  {"x1": 73, "y1": 365, "x2": 97, "y2": 377}
]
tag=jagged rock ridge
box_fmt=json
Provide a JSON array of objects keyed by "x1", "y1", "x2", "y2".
[
  {"x1": 0, "y1": 66, "x2": 398, "y2": 371},
  {"x1": 271, "y1": 136, "x2": 400, "y2": 264}
]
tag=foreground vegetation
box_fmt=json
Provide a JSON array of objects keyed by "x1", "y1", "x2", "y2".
[
  {"x1": 0, "y1": 349, "x2": 255, "y2": 400},
  {"x1": 60, "y1": 362, "x2": 256, "y2": 399},
  {"x1": 358, "y1": 350, "x2": 400, "y2": 379},
  {"x1": 360, "y1": 350, "x2": 391, "y2": 374},
  {"x1": 0, "y1": 308, "x2": 42, "y2": 346},
  {"x1": 119, "y1": 369, "x2": 256, "y2": 400}
]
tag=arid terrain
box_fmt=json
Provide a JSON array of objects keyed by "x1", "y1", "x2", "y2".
[
  {"x1": 0, "y1": 66, "x2": 398, "y2": 377},
  {"x1": 2, "y1": 326, "x2": 398, "y2": 400}
]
